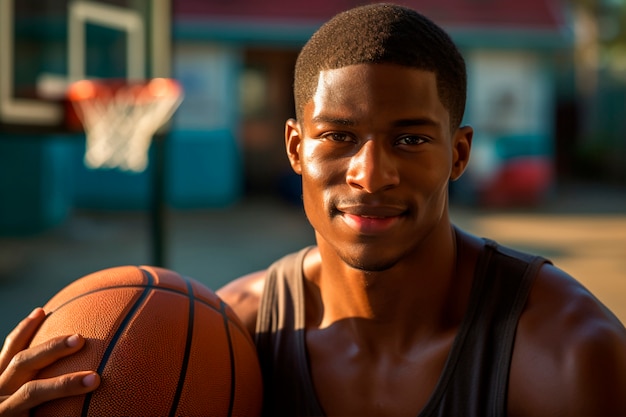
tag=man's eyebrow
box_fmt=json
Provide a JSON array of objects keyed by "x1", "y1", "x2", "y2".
[
  {"x1": 393, "y1": 117, "x2": 440, "y2": 128},
  {"x1": 310, "y1": 116, "x2": 442, "y2": 128},
  {"x1": 311, "y1": 115, "x2": 356, "y2": 126}
]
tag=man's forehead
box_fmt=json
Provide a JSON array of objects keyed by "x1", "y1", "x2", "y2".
[
  {"x1": 304, "y1": 64, "x2": 448, "y2": 128},
  {"x1": 316, "y1": 64, "x2": 437, "y2": 80}
]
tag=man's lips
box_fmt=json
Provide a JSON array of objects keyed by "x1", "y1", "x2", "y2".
[
  {"x1": 340, "y1": 213, "x2": 401, "y2": 234},
  {"x1": 335, "y1": 204, "x2": 406, "y2": 218},
  {"x1": 336, "y1": 205, "x2": 405, "y2": 234}
]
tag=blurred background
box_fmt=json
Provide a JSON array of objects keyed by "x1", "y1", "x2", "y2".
[{"x1": 0, "y1": 0, "x2": 625, "y2": 337}]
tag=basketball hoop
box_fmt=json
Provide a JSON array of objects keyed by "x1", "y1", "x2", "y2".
[{"x1": 67, "y1": 78, "x2": 183, "y2": 172}]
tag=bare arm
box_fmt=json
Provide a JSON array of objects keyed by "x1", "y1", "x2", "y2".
[
  {"x1": 217, "y1": 270, "x2": 267, "y2": 338},
  {"x1": 509, "y1": 263, "x2": 626, "y2": 416},
  {"x1": 0, "y1": 308, "x2": 100, "y2": 417}
]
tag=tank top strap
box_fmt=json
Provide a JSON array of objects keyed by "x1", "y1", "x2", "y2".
[
  {"x1": 420, "y1": 237, "x2": 550, "y2": 417},
  {"x1": 483, "y1": 239, "x2": 551, "y2": 412},
  {"x1": 255, "y1": 247, "x2": 310, "y2": 337},
  {"x1": 255, "y1": 246, "x2": 322, "y2": 416}
]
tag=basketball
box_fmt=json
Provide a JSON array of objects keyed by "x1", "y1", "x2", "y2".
[{"x1": 28, "y1": 265, "x2": 263, "y2": 416}]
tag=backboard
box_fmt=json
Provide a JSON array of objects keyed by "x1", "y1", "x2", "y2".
[{"x1": 0, "y1": 0, "x2": 172, "y2": 133}]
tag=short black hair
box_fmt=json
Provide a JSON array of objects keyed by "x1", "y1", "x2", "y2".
[{"x1": 294, "y1": 3, "x2": 467, "y2": 130}]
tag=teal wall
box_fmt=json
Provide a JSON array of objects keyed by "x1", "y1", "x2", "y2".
[
  {"x1": 0, "y1": 129, "x2": 243, "y2": 235},
  {"x1": 0, "y1": 136, "x2": 74, "y2": 235}
]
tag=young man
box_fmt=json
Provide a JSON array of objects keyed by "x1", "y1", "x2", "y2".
[{"x1": 1, "y1": 3, "x2": 625, "y2": 416}]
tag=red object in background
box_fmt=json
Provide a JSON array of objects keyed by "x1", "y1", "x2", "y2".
[
  {"x1": 173, "y1": 0, "x2": 564, "y2": 30},
  {"x1": 479, "y1": 157, "x2": 553, "y2": 208}
]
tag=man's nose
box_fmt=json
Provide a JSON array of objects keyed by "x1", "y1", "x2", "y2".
[{"x1": 346, "y1": 140, "x2": 400, "y2": 193}]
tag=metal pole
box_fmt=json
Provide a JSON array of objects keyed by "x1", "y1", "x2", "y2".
[{"x1": 150, "y1": 132, "x2": 166, "y2": 267}]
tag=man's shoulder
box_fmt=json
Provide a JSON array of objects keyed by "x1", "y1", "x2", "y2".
[
  {"x1": 523, "y1": 262, "x2": 625, "y2": 338},
  {"x1": 509, "y1": 262, "x2": 626, "y2": 415},
  {"x1": 215, "y1": 246, "x2": 315, "y2": 336},
  {"x1": 217, "y1": 270, "x2": 268, "y2": 336}
]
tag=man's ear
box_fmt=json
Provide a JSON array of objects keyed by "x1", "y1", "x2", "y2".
[
  {"x1": 285, "y1": 118, "x2": 303, "y2": 175},
  {"x1": 450, "y1": 125, "x2": 473, "y2": 181}
]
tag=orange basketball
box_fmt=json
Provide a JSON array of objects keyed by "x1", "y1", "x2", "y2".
[{"x1": 28, "y1": 265, "x2": 263, "y2": 416}]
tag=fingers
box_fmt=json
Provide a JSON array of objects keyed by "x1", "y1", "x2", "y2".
[
  {"x1": 0, "y1": 371, "x2": 100, "y2": 417},
  {"x1": 0, "y1": 334, "x2": 87, "y2": 395},
  {"x1": 0, "y1": 308, "x2": 46, "y2": 374},
  {"x1": 0, "y1": 310, "x2": 101, "y2": 416}
]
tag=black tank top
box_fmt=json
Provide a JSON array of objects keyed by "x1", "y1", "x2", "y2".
[{"x1": 255, "y1": 236, "x2": 550, "y2": 416}]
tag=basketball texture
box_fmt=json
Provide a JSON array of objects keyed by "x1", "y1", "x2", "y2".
[{"x1": 28, "y1": 265, "x2": 263, "y2": 416}]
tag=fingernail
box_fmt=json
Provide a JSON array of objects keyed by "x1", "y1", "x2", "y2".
[
  {"x1": 82, "y1": 373, "x2": 97, "y2": 387},
  {"x1": 28, "y1": 307, "x2": 42, "y2": 318},
  {"x1": 66, "y1": 334, "x2": 80, "y2": 347}
]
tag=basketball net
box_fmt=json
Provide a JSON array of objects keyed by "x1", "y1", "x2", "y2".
[{"x1": 67, "y1": 78, "x2": 183, "y2": 172}]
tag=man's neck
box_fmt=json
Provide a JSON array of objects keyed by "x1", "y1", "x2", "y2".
[{"x1": 304, "y1": 224, "x2": 469, "y2": 344}]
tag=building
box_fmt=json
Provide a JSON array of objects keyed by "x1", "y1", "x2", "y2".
[{"x1": 0, "y1": 0, "x2": 571, "y2": 235}]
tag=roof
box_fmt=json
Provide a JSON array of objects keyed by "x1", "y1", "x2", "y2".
[{"x1": 173, "y1": 0, "x2": 566, "y2": 31}]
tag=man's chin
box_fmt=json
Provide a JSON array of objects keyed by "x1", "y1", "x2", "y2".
[{"x1": 342, "y1": 254, "x2": 398, "y2": 273}]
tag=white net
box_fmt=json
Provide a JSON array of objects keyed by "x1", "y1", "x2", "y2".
[{"x1": 68, "y1": 78, "x2": 183, "y2": 172}]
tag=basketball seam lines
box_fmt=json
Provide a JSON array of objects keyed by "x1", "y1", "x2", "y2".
[
  {"x1": 44, "y1": 272, "x2": 251, "y2": 339},
  {"x1": 47, "y1": 282, "x2": 223, "y2": 315},
  {"x1": 168, "y1": 276, "x2": 195, "y2": 417},
  {"x1": 80, "y1": 269, "x2": 155, "y2": 417},
  {"x1": 220, "y1": 300, "x2": 236, "y2": 417}
]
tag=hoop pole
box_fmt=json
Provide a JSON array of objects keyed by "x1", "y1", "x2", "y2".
[
  {"x1": 150, "y1": 131, "x2": 167, "y2": 267},
  {"x1": 149, "y1": 0, "x2": 173, "y2": 267}
]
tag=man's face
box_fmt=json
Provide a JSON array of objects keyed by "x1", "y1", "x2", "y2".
[{"x1": 286, "y1": 63, "x2": 472, "y2": 271}]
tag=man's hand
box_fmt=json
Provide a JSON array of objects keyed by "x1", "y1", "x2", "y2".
[{"x1": 0, "y1": 308, "x2": 99, "y2": 417}]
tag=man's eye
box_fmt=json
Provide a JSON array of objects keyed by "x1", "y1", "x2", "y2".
[
  {"x1": 324, "y1": 132, "x2": 351, "y2": 142},
  {"x1": 396, "y1": 135, "x2": 428, "y2": 145}
]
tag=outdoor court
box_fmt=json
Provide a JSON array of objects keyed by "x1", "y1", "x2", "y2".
[{"x1": 1, "y1": 186, "x2": 625, "y2": 340}]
